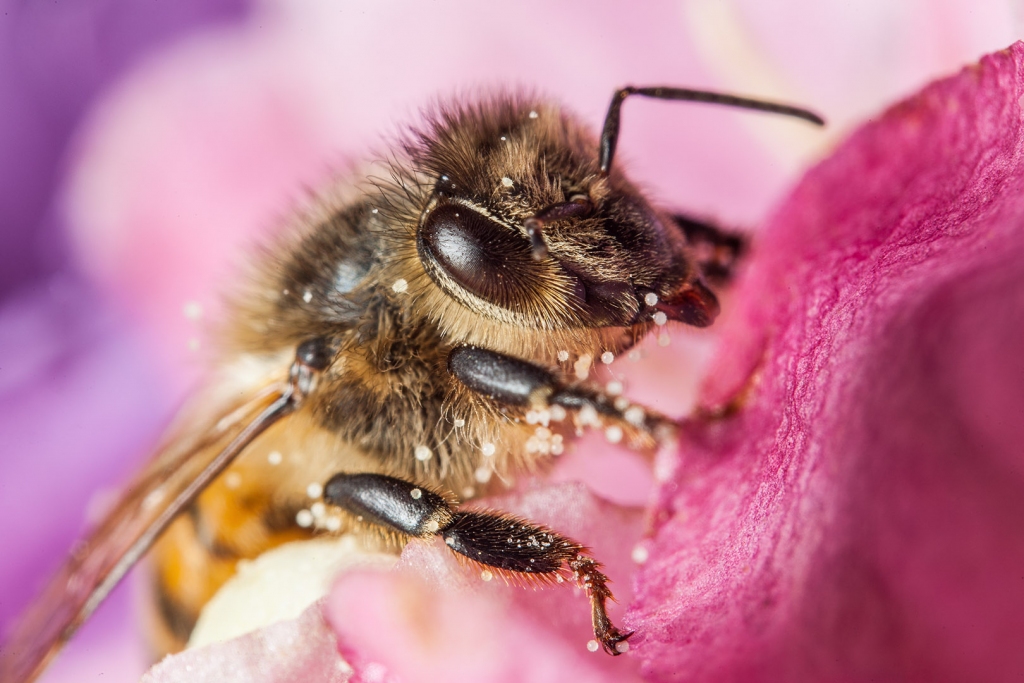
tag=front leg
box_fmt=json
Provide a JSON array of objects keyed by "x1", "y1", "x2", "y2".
[
  {"x1": 323, "y1": 472, "x2": 631, "y2": 654},
  {"x1": 447, "y1": 345, "x2": 676, "y2": 447}
]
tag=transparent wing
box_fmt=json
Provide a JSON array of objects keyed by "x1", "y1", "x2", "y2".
[{"x1": 0, "y1": 368, "x2": 297, "y2": 683}]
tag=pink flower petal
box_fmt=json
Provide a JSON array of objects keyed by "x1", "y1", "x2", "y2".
[
  {"x1": 142, "y1": 602, "x2": 351, "y2": 683},
  {"x1": 631, "y1": 43, "x2": 1024, "y2": 681}
]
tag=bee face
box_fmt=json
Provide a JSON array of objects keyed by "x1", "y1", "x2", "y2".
[{"x1": 407, "y1": 97, "x2": 719, "y2": 345}]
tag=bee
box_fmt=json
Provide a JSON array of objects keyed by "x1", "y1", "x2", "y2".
[{"x1": 0, "y1": 86, "x2": 822, "y2": 682}]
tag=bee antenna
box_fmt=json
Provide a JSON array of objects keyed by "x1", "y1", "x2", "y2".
[
  {"x1": 523, "y1": 194, "x2": 594, "y2": 261},
  {"x1": 598, "y1": 86, "x2": 825, "y2": 175}
]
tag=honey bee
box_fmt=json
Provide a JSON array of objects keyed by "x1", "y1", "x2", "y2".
[{"x1": 0, "y1": 86, "x2": 822, "y2": 682}]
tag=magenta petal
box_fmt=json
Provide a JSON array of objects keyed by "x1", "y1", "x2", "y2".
[{"x1": 631, "y1": 43, "x2": 1024, "y2": 682}]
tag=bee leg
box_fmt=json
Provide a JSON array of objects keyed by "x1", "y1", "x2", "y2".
[
  {"x1": 671, "y1": 213, "x2": 747, "y2": 285},
  {"x1": 323, "y1": 473, "x2": 632, "y2": 655},
  {"x1": 448, "y1": 345, "x2": 677, "y2": 441}
]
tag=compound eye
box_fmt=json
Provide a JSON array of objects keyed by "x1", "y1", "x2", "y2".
[{"x1": 419, "y1": 203, "x2": 536, "y2": 307}]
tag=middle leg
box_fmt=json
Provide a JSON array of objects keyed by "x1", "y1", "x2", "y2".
[{"x1": 322, "y1": 472, "x2": 632, "y2": 655}]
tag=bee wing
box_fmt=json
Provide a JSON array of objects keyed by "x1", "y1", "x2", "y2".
[{"x1": 0, "y1": 368, "x2": 297, "y2": 683}]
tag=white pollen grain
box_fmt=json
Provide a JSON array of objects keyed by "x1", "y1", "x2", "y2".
[
  {"x1": 296, "y1": 510, "x2": 314, "y2": 528},
  {"x1": 658, "y1": 332, "x2": 671, "y2": 347},
  {"x1": 414, "y1": 445, "x2": 432, "y2": 461},
  {"x1": 549, "y1": 405, "x2": 567, "y2": 421},
  {"x1": 574, "y1": 354, "x2": 593, "y2": 380},
  {"x1": 528, "y1": 110, "x2": 539, "y2": 119},
  {"x1": 391, "y1": 278, "x2": 408, "y2": 293},
  {"x1": 551, "y1": 441, "x2": 564, "y2": 455},
  {"x1": 182, "y1": 301, "x2": 203, "y2": 320},
  {"x1": 310, "y1": 502, "x2": 326, "y2": 518},
  {"x1": 499, "y1": 136, "x2": 507, "y2": 142},
  {"x1": 410, "y1": 488, "x2": 422, "y2": 500},
  {"x1": 481, "y1": 442, "x2": 496, "y2": 457},
  {"x1": 606, "y1": 380, "x2": 623, "y2": 396},
  {"x1": 557, "y1": 350, "x2": 570, "y2": 362},
  {"x1": 371, "y1": 208, "x2": 379, "y2": 214},
  {"x1": 605, "y1": 426, "x2": 623, "y2": 444},
  {"x1": 578, "y1": 404, "x2": 600, "y2": 427},
  {"x1": 615, "y1": 641, "x2": 630, "y2": 653},
  {"x1": 224, "y1": 472, "x2": 241, "y2": 489},
  {"x1": 267, "y1": 451, "x2": 283, "y2": 465},
  {"x1": 587, "y1": 640, "x2": 600, "y2": 652},
  {"x1": 480, "y1": 569, "x2": 494, "y2": 581},
  {"x1": 306, "y1": 482, "x2": 323, "y2": 499},
  {"x1": 462, "y1": 486, "x2": 476, "y2": 499},
  {"x1": 600, "y1": 351, "x2": 615, "y2": 364},
  {"x1": 501, "y1": 176, "x2": 514, "y2": 188},
  {"x1": 631, "y1": 544, "x2": 650, "y2": 564},
  {"x1": 325, "y1": 516, "x2": 342, "y2": 532},
  {"x1": 424, "y1": 519, "x2": 440, "y2": 533},
  {"x1": 614, "y1": 396, "x2": 630, "y2": 411},
  {"x1": 302, "y1": 290, "x2": 313, "y2": 303},
  {"x1": 644, "y1": 292, "x2": 659, "y2": 306},
  {"x1": 454, "y1": 418, "x2": 466, "y2": 428},
  {"x1": 624, "y1": 406, "x2": 646, "y2": 426},
  {"x1": 653, "y1": 311, "x2": 668, "y2": 326},
  {"x1": 475, "y1": 466, "x2": 493, "y2": 483}
]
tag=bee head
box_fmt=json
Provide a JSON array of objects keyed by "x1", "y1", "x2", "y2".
[{"x1": 409, "y1": 94, "x2": 718, "y2": 341}]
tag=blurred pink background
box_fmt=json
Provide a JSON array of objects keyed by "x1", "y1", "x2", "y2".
[{"x1": 0, "y1": 1, "x2": 1019, "y2": 681}]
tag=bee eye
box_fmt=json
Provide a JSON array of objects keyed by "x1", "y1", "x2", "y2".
[{"x1": 419, "y1": 203, "x2": 535, "y2": 306}]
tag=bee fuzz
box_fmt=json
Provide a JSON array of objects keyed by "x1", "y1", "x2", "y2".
[
  {"x1": 410, "y1": 488, "x2": 422, "y2": 500},
  {"x1": 574, "y1": 354, "x2": 593, "y2": 380},
  {"x1": 306, "y1": 482, "x2": 323, "y2": 499},
  {"x1": 557, "y1": 350, "x2": 570, "y2": 362},
  {"x1": 182, "y1": 301, "x2": 203, "y2": 320},
  {"x1": 267, "y1": 451, "x2": 283, "y2": 465},
  {"x1": 295, "y1": 510, "x2": 314, "y2": 528},
  {"x1": 631, "y1": 544, "x2": 650, "y2": 564},
  {"x1": 501, "y1": 176, "x2": 514, "y2": 188},
  {"x1": 302, "y1": 290, "x2": 313, "y2": 303},
  {"x1": 225, "y1": 472, "x2": 241, "y2": 489},
  {"x1": 414, "y1": 445, "x2": 432, "y2": 461},
  {"x1": 604, "y1": 425, "x2": 623, "y2": 444},
  {"x1": 475, "y1": 465, "x2": 493, "y2": 483},
  {"x1": 528, "y1": 110, "x2": 539, "y2": 119},
  {"x1": 653, "y1": 311, "x2": 668, "y2": 326},
  {"x1": 600, "y1": 351, "x2": 615, "y2": 364},
  {"x1": 391, "y1": 278, "x2": 408, "y2": 293},
  {"x1": 481, "y1": 442, "x2": 496, "y2": 457},
  {"x1": 644, "y1": 291, "x2": 659, "y2": 306},
  {"x1": 481, "y1": 569, "x2": 494, "y2": 582},
  {"x1": 587, "y1": 640, "x2": 600, "y2": 652}
]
